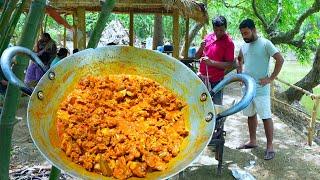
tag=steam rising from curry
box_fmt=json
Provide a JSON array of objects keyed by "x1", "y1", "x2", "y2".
[{"x1": 55, "y1": 75, "x2": 189, "y2": 179}]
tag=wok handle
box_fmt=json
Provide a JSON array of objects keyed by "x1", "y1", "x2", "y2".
[
  {"x1": 211, "y1": 73, "x2": 256, "y2": 121},
  {"x1": 0, "y1": 46, "x2": 48, "y2": 95}
]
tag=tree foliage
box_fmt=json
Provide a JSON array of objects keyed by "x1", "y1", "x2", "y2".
[
  {"x1": 212, "y1": 0, "x2": 320, "y2": 103},
  {"x1": 6, "y1": 0, "x2": 319, "y2": 57},
  {"x1": 212, "y1": 0, "x2": 320, "y2": 62}
]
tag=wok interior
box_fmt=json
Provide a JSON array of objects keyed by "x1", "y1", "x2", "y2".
[{"x1": 27, "y1": 46, "x2": 215, "y2": 179}]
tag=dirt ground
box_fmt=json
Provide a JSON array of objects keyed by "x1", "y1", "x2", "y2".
[{"x1": 9, "y1": 82, "x2": 320, "y2": 179}]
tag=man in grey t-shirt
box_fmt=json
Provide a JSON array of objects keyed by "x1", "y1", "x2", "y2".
[{"x1": 236, "y1": 19, "x2": 284, "y2": 160}]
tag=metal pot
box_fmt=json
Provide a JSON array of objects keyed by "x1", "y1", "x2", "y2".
[{"x1": 1, "y1": 46, "x2": 255, "y2": 179}]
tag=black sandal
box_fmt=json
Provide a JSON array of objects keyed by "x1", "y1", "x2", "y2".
[
  {"x1": 236, "y1": 144, "x2": 258, "y2": 149},
  {"x1": 264, "y1": 150, "x2": 275, "y2": 160}
]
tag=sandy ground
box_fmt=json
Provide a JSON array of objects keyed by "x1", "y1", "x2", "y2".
[{"x1": 9, "y1": 82, "x2": 320, "y2": 179}]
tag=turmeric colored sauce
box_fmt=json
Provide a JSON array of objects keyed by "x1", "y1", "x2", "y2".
[{"x1": 56, "y1": 75, "x2": 189, "y2": 179}]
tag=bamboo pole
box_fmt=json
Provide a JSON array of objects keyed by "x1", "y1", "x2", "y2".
[
  {"x1": 87, "y1": 0, "x2": 115, "y2": 48},
  {"x1": 172, "y1": 9, "x2": 179, "y2": 59},
  {"x1": 271, "y1": 97, "x2": 310, "y2": 116},
  {"x1": 0, "y1": 0, "x2": 26, "y2": 54},
  {"x1": 43, "y1": 15, "x2": 48, "y2": 33},
  {"x1": 0, "y1": 0, "x2": 18, "y2": 40},
  {"x1": 272, "y1": 77, "x2": 320, "y2": 146},
  {"x1": 1, "y1": 0, "x2": 9, "y2": 11},
  {"x1": 0, "y1": 0, "x2": 4, "y2": 9},
  {"x1": 183, "y1": 17, "x2": 189, "y2": 59},
  {"x1": 0, "y1": 1, "x2": 46, "y2": 179},
  {"x1": 77, "y1": 7, "x2": 86, "y2": 50},
  {"x1": 49, "y1": 166, "x2": 61, "y2": 180},
  {"x1": 40, "y1": 21, "x2": 44, "y2": 35},
  {"x1": 129, "y1": 12, "x2": 134, "y2": 46},
  {"x1": 72, "y1": 11, "x2": 78, "y2": 49},
  {"x1": 308, "y1": 98, "x2": 320, "y2": 146},
  {"x1": 63, "y1": 14, "x2": 67, "y2": 47}
]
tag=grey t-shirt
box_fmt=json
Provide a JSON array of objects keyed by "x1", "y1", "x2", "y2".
[{"x1": 241, "y1": 37, "x2": 279, "y2": 96}]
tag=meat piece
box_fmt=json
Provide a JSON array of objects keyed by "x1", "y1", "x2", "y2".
[{"x1": 56, "y1": 75, "x2": 189, "y2": 179}]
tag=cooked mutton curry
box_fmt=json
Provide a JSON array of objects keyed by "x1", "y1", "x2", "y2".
[{"x1": 56, "y1": 75, "x2": 189, "y2": 179}]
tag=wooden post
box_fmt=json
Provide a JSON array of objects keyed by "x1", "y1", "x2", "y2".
[
  {"x1": 129, "y1": 12, "x2": 134, "y2": 46},
  {"x1": 72, "y1": 11, "x2": 78, "y2": 49},
  {"x1": 308, "y1": 97, "x2": 320, "y2": 146},
  {"x1": 183, "y1": 17, "x2": 189, "y2": 59},
  {"x1": 40, "y1": 22, "x2": 43, "y2": 35},
  {"x1": 63, "y1": 14, "x2": 67, "y2": 47},
  {"x1": 153, "y1": 13, "x2": 163, "y2": 50},
  {"x1": 172, "y1": 9, "x2": 179, "y2": 59},
  {"x1": 43, "y1": 14, "x2": 48, "y2": 33},
  {"x1": 77, "y1": 7, "x2": 86, "y2": 50},
  {"x1": 201, "y1": 24, "x2": 207, "y2": 39}
]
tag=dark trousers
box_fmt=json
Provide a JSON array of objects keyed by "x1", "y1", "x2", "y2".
[{"x1": 210, "y1": 81, "x2": 223, "y2": 105}]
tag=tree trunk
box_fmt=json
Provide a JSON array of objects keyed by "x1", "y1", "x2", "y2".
[
  {"x1": 180, "y1": 23, "x2": 203, "y2": 57},
  {"x1": 87, "y1": 0, "x2": 115, "y2": 48},
  {"x1": 0, "y1": 1, "x2": 46, "y2": 179},
  {"x1": 179, "y1": 0, "x2": 206, "y2": 56},
  {"x1": 152, "y1": 14, "x2": 163, "y2": 50},
  {"x1": 281, "y1": 46, "x2": 320, "y2": 104}
]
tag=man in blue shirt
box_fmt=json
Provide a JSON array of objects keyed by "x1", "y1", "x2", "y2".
[
  {"x1": 237, "y1": 19, "x2": 284, "y2": 160},
  {"x1": 50, "y1": 48, "x2": 68, "y2": 67}
]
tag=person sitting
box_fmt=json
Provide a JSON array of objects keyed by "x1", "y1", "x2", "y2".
[
  {"x1": 50, "y1": 48, "x2": 69, "y2": 67},
  {"x1": 188, "y1": 43, "x2": 197, "y2": 58},
  {"x1": 24, "y1": 54, "x2": 50, "y2": 88},
  {"x1": 141, "y1": 41, "x2": 146, "y2": 48},
  {"x1": 36, "y1": 33, "x2": 57, "y2": 64}
]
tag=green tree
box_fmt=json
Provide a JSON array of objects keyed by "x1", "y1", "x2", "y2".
[{"x1": 213, "y1": 0, "x2": 320, "y2": 103}]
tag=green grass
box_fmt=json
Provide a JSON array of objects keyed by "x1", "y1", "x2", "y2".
[{"x1": 276, "y1": 61, "x2": 320, "y2": 119}]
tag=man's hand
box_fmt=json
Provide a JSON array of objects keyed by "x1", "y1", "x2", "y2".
[
  {"x1": 1, "y1": 80, "x2": 8, "y2": 86},
  {"x1": 200, "y1": 40, "x2": 206, "y2": 48},
  {"x1": 259, "y1": 77, "x2": 272, "y2": 86},
  {"x1": 200, "y1": 56, "x2": 212, "y2": 66},
  {"x1": 195, "y1": 40, "x2": 206, "y2": 59}
]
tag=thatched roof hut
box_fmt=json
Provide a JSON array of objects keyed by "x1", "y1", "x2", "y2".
[
  {"x1": 25, "y1": 0, "x2": 208, "y2": 57},
  {"x1": 47, "y1": 0, "x2": 208, "y2": 24},
  {"x1": 98, "y1": 19, "x2": 130, "y2": 46}
]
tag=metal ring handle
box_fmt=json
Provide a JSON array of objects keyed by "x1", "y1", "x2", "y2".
[
  {"x1": 210, "y1": 73, "x2": 256, "y2": 120},
  {"x1": 0, "y1": 46, "x2": 48, "y2": 95}
]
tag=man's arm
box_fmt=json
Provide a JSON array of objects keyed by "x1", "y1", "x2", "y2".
[
  {"x1": 202, "y1": 58, "x2": 234, "y2": 69},
  {"x1": 237, "y1": 50, "x2": 244, "y2": 73},
  {"x1": 259, "y1": 52, "x2": 284, "y2": 86},
  {"x1": 195, "y1": 40, "x2": 205, "y2": 59},
  {"x1": 270, "y1": 52, "x2": 284, "y2": 80},
  {"x1": 203, "y1": 41, "x2": 235, "y2": 70}
]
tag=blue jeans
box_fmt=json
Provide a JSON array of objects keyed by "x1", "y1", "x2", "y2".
[{"x1": 210, "y1": 81, "x2": 223, "y2": 105}]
